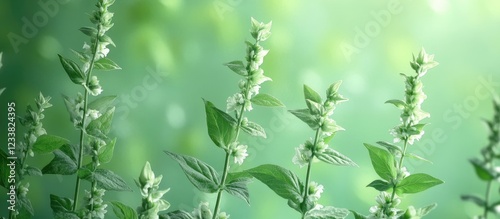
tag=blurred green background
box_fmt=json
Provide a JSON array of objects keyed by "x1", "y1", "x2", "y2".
[{"x1": 1, "y1": 0, "x2": 500, "y2": 218}]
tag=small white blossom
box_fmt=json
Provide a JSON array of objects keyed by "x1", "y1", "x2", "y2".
[
  {"x1": 230, "y1": 143, "x2": 248, "y2": 165},
  {"x1": 226, "y1": 93, "x2": 244, "y2": 112},
  {"x1": 308, "y1": 181, "x2": 324, "y2": 202},
  {"x1": 292, "y1": 144, "x2": 312, "y2": 168}
]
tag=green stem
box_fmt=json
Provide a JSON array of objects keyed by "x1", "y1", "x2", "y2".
[
  {"x1": 301, "y1": 128, "x2": 321, "y2": 218},
  {"x1": 212, "y1": 102, "x2": 246, "y2": 219},
  {"x1": 484, "y1": 180, "x2": 492, "y2": 219},
  {"x1": 390, "y1": 139, "x2": 408, "y2": 204},
  {"x1": 72, "y1": 28, "x2": 101, "y2": 212}
]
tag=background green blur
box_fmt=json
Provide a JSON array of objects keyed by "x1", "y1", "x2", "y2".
[{"x1": 1, "y1": 0, "x2": 500, "y2": 218}]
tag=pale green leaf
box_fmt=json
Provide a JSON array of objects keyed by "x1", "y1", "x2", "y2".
[
  {"x1": 251, "y1": 93, "x2": 284, "y2": 107},
  {"x1": 316, "y1": 148, "x2": 357, "y2": 167},
  {"x1": 224, "y1": 61, "x2": 247, "y2": 76},
  {"x1": 397, "y1": 173, "x2": 443, "y2": 194},
  {"x1": 289, "y1": 109, "x2": 319, "y2": 130},
  {"x1": 241, "y1": 120, "x2": 266, "y2": 138},
  {"x1": 247, "y1": 164, "x2": 303, "y2": 204},
  {"x1": 94, "y1": 58, "x2": 121, "y2": 71},
  {"x1": 364, "y1": 143, "x2": 396, "y2": 181},
  {"x1": 204, "y1": 99, "x2": 237, "y2": 148}
]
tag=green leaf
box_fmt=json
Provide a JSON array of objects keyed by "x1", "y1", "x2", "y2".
[
  {"x1": 376, "y1": 141, "x2": 402, "y2": 154},
  {"x1": 18, "y1": 195, "x2": 34, "y2": 216},
  {"x1": 87, "y1": 107, "x2": 115, "y2": 137},
  {"x1": 251, "y1": 93, "x2": 284, "y2": 107},
  {"x1": 224, "y1": 177, "x2": 251, "y2": 205},
  {"x1": 50, "y1": 194, "x2": 73, "y2": 213},
  {"x1": 385, "y1": 99, "x2": 406, "y2": 109},
  {"x1": 322, "y1": 133, "x2": 336, "y2": 144},
  {"x1": 406, "y1": 153, "x2": 433, "y2": 164},
  {"x1": 306, "y1": 99, "x2": 322, "y2": 115},
  {"x1": 98, "y1": 138, "x2": 116, "y2": 164},
  {"x1": 203, "y1": 100, "x2": 237, "y2": 148},
  {"x1": 224, "y1": 61, "x2": 247, "y2": 76},
  {"x1": 79, "y1": 27, "x2": 97, "y2": 37},
  {"x1": 160, "y1": 210, "x2": 194, "y2": 219},
  {"x1": 32, "y1": 134, "x2": 70, "y2": 155},
  {"x1": 306, "y1": 206, "x2": 350, "y2": 219},
  {"x1": 289, "y1": 109, "x2": 319, "y2": 130},
  {"x1": 247, "y1": 164, "x2": 303, "y2": 204},
  {"x1": 316, "y1": 148, "x2": 357, "y2": 167},
  {"x1": 54, "y1": 212, "x2": 80, "y2": 219},
  {"x1": 397, "y1": 173, "x2": 443, "y2": 194},
  {"x1": 367, "y1": 179, "x2": 392, "y2": 192},
  {"x1": 0, "y1": 88, "x2": 5, "y2": 96},
  {"x1": 415, "y1": 203, "x2": 437, "y2": 217},
  {"x1": 0, "y1": 150, "x2": 10, "y2": 189},
  {"x1": 349, "y1": 211, "x2": 368, "y2": 219},
  {"x1": 165, "y1": 151, "x2": 220, "y2": 193},
  {"x1": 25, "y1": 166, "x2": 42, "y2": 176},
  {"x1": 303, "y1": 84, "x2": 322, "y2": 104},
  {"x1": 470, "y1": 159, "x2": 495, "y2": 181},
  {"x1": 99, "y1": 34, "x2": 116, "y2": 47},
  {"x1": 88, "y1": 95, "x2": 117, "y2": 113},
  {"x1": 326, "y1": 81, "x2": 342, "y2": 97},
  {"x1": 241, "y1": 120, "x2": 266, "y2": 138},
  {"x1": 364, "y1": 143, "x2": 396, "y2": 181},
  {"x1": 58, "y1": 54, "x2": 85, "y2": 84},
  {"x1": 42, "y1": 144, "x2": 78, "y2": 175},
  {"x1": 83, "y1": 168, "x2": 131, "y2": 191},
  {"x1": 111, "y1": 201, "x2": 138, "y2": 219},
  {"x1": 94, "y1": 58, "x2": 121, "y2": 71},
  {"x1": 461, "y1": 194, "x2": 485, "y2": 207}
]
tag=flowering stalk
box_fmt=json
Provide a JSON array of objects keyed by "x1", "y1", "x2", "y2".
[
  {"x1": 461, "y1": 99, "x2": 500, "y2": 219},
  {"x1": 8, "y1": 94, "x2": 52, "y2": 219},
  {"x1": 357, "y1": 48, "x2": 443, "y2": 219},
  {"x1": 164, "y1": 18, "x2": 283, "y2": 219},
  {"x1": 136, "y1": 162, "x2": 171, "y2": 219}
]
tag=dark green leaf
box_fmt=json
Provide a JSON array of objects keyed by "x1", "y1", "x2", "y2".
[
  {"x1": 160, "y1": 210, "x2": 194, "y2": 219},
  {"x1": 58, "y1": 54, "x2": 85, "y2": 84},
  {"x1": 349, "y1": 210, "x2": 368, "y2": 219},
  {"x1": 19, "y1": 196, "x2": 34, "y2": 216},
  {"x1": 364, "y1": 143, "x2": 396, "y2": 181},
  {"x1": 397, "y1": 173, "x2": 443, "y2": 194},
  {"x1": 87, "y1": 107, "x2": 115, "y2": 137},
  {"x1": 98, "y1": 138, "x2": 116, "y2": 164},
  {"x1": 88, "y1": 95, "x2": 117, "y2": 113},
  {"x1": 111, "y1": 201, "x2": 138, "y2": 219},
  {"x1": 247, "y1": 164, "x2": 303, "y2": 204},
  {"x1": 224, "y1": 177, "x2": 251, "y2": 205},
  {"x1": 203, "y1": 100, "x2": 237, "y2": 148},
  {"x1": 32, "y1": 134, "x2": 70, "y2": 155},
  {"x1": 25, "y1": 166, "x2": 42, "y2": 176},
  {"x1": 470, "y1": 159, "x2": 495, "y2": 181},
  {"x1": 224, "y1": 61, "x2": 247, "y2": 76},
  {"x1": 251, "y1": 93, "x2": 284, "y2": 107},
  {"x1": 461, "y1": 194, "x2": 485, "y2": 207},
  {"x1": 289, "y1": 109, "x2": 318, "y2": 130},
  {"x1": 241, "y1": 120, "x2": 266, "y2": 138},
  {"x1": 367, "y1": 180, "x2": 392, "y2": 192},
  {"x1": 84, "y1": 168, "x2": 131, "y2": 191},
  {"x1": 385, "y1": 99, "x2": 406, "y2": 109},
  {"x1": 50, "y1": 194, "x2": 73, "y2": 213},
  {"x1": 79, "y1": 27, "x2": 97, "y2": 37},
  {"x1": 306, "y1": 206, "x2": 350, "y2": 219},
  {"x1": 165, "y1": 151, "x2": 220, "y2": 193},
  {"x1": 303, "y1": 84, "x2": 322, "y2": 104},
  {"x1": 316, "y1": 148, "x2": 357, "y2": 167},
  {"x1": 94, "y1": 58, "x2": 121, "y2": 71},
  {"x1": 42, "y1": 144, "x2": 78, "y2": 175}
]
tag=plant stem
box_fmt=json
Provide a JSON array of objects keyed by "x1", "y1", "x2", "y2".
[
  {"x1": 390, "y1": 139, "x2": 408, "y2": 204},
  {"x1": 72, "y1": 28, "x2": 101, "y2": 211},
  {"x1": 301, "y1": 128, "x2": 321, "y2": 219},
  {"x1": 484, "y1": 180, "x2": 492, "y2": 219},
  {"x1": 212, "y1": 103, "x2": 246, "y2": 218}
]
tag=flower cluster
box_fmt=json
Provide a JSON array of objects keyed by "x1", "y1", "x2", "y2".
[
  {"x1": 292, "y1": 82, "x2": 347, "y2": 168},
  {"x1": 390, "y1": 49, "x2": 438, "y2": 145},
  {"x1": 191, "y1": 202, "x2": 230, "y2": 219},
  {"x1": 228, "y1": 142, "x2": 248, "y2": 165},
  {"x1": 18, "y1": 93, "x2": 52, "y2": 158},
  {"x1": 136, "y1": 162, "x2": 170, "y2": 219},
  {"x1": 226, "y1": 18, "x2": 272, "y2": 114},
  {"x1": 368, "y1": 192, "x2": 402, "y2": 219},
  {"x1": 82, "y1": 187, "x2": 108, "y2": 219}
]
